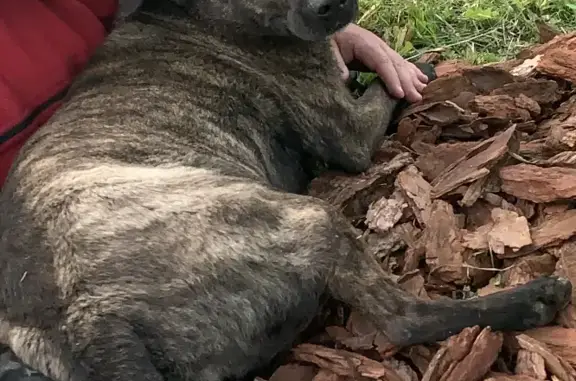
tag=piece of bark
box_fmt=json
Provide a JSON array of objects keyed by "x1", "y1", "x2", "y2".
[
  {"x1": 554, "y1": 239, "x2": 576, "y2": 305},
  {"x1": 413, "y1": 141, "x2": 477, "y2": 181},
  {"x1": 422, "y1": 326, "x2": 502, "y2": 381},
  {"x1": 487, "y1": 208, "x2": 532, "y2": 254},
  {"x1": 422, "y1": 200, "x2": 467, "y2": 284},
  {"x1": 311, "y1": 369, "x2": 346, "y2": 381},
  {"x1": 439, "y1": 328, "x2": 503, "y2": 381},
  {"x1": 525, "y1": 327, "x2": 576, "y2": 368},
  {"x1": 396, "y1": 165, "x2": 432, "y2": 226},
  {"x1": 383, "y1": 358, "x2": 419, "y2": 381},
  {"x1": 462, "y1": 223, "x2": 493, "y2": 251},
  {"x1": 412, "y1": 101, "x2": 477, "y2": 127},
  {"x1": 417, "y1": 51, "x2": 442, "y2": 65},
  {"x1": 434, "y1": 60, "x2": 473, "y2": 77},
  {"x1": 505, "y1": 333, "x2": 576, "y2": 381},
  {"x1": 536, "y1": 48, "x2": 576, "y2": 84},
  {"x1": 518, "y1": 139, "x2": 549, "y2": 162},
  {"x1": 462, "y1": 66, "x2": 516, "y2": 94},
  {"x1": 509, "y1": 210, "x2": 576, "y2": 258},
  {"x1": 292, "y1": 344, "x2": 405, "y2": 381},
  {"x1": 397, "y1": 270, "x2": 431, "y2": 300},
  {"x1": 422, "y1": 326, "x2": 483, "y2": 381},
  {"x1": 430, "y1": 125, "x2": 517, "y2": 199},
  {"x1": 442, "y1": 117, "x2": 509, "y2": 141},
  {"x1": 365, "y1": 190, "x2": 408, "y2": 233},
  {"x1": 468, "y1": 94, "x2": 540, "y2": 121},
  {"x1": 396, "y1": 117, "x2": 425, "y2": 147},
  {"x1": 465, "y1": 200, "x2": 498, "y2": 230},
  {"x1": 461, "y1": 208, "x2": 532, "y2": 254},
  {"x1": 548, "y1": 115, "x2": 576, "y2": 146},
  {"x1": 514, "y1": 349, "x2": 547, "y2": 379},
  {"x1": 269, "y1": 364, "x2": 318, "y2": 381},
  {"x1": 325, "y1": 325, "x2": 376, "y2": 353},
  {"x1": 419, "y1": 75, "x2": 479, "y2": 105},
  {"x1": 543, "y1": 151, "x2": 576, "y2": 167},
  {"x1": 503, "y1": 253, "x2": 557, "y2": 286},
  {"x1": 490, "y1": 78, "x2": 562, "y2": 105},
  {"x1": 459, "y1": 175, "x2": 490, "y2": 207},
  {"x1": 484, "y1": 373, "x2": 541, "y2": 381},
  {"x1": 308, "y1": 152, "x2": 413, "y2": 216},
  {"x1": 402, "y1": 345, "x2": 437, "y2": 375},
  {"x1": 345, "y1": 312, "x2": 396, "y2": 357},
  {"x1": 365, "y1": 223, "x2": 416, "y2": 262},
  {"x1": 513, "y1": 34, "x2": 576, "y2": 81},
  {"x1": 416, "y1": 66, "x2": 514, "y2": 108},
  {"x1": 477, "y1": 275, "x2": 515, "y2": 297},
  {"x1": 515, "y1": 199, "x2": 536, "y2": 220},
  {"x1": 556, "y1": 304, "x2": 576, "y2": 329},
  {"x1": 536, "y1": 95, "x2": 576, "y2": 141}
]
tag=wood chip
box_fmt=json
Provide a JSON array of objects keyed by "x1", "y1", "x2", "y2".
[
  {"x1": 514, "y1": 349, "x2": 547, "y2": 379},
  {"x1": 292, "y1": 344, "x2": 405, "y2": 381},
  {"x1": 396, "y1": 165, "x2": 433, "y2": 226},
  {"x1": 422, "y1": 200, "x2": 467, "y2": 284},
  {"x1": 525, "y1": 327, "x2": 576, "y2": 369},
  {"x1": 431, "y1": 125, "x2": 517, "y2": 199},
  {"x1": 422, "y1": 326, "x2": 502, "y2": 381},
  {"x1": 499, "y1": 164, "x2": 576, "y2": 203}
]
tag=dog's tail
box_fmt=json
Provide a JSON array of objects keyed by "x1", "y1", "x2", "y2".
[{"x1": 0, "y1": 316, "x2": 89, "y2": 381}]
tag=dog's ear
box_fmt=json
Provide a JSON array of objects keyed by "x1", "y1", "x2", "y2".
[{"x1": 118, "y1": 0, "x2": 144, "y2": 18}]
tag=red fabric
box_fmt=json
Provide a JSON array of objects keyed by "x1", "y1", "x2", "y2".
[{"x1": 0, "y1": 0, "x2": 118, "y2": 186}]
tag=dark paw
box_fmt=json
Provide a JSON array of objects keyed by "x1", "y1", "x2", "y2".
[
  {"x1": 413, "y1": 62, "x2": 437, "y2": 83},
  {"x1": 509, "y1": 276, "x2": 572, "y2": 329}
]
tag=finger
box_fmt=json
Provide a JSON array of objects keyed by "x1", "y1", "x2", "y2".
[
  {"x1": 330, "y1": 38, "x2": 350, "y2": 80},
  {"x1": 389, "y1": 55, "x2": 423, "y2": 102},
  {"x1": 378, "y1": 42, "x2": 422, "y2": 100},
  {"x1": 370, "y1": 47, "x2": 405, "y2": 99},
  {"x1": 411, "y1": 66, "x2": 428, "y2": 91},
  {"x1": 379, "y1": 45, "x2": 426, "y2": 102}
]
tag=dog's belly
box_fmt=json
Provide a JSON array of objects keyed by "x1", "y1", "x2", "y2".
[{"x1": 30, "y1": 164, "x2": 328, "y2": 380}]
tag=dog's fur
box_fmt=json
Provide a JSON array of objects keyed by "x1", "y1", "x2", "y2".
[{"x1": 0, "y1": 0, "x2": 571, "y2": 380}]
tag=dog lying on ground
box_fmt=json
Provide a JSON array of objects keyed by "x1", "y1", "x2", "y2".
[{"x1": 0, "y1": 0, "x2": 572, "y2": 380}]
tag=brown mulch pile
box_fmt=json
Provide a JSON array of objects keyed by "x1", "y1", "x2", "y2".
[{"x1": 262, "y1": 32, "x2": 576, "y2": 381}]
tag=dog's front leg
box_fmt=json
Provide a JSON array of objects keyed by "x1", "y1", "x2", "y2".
[
  {"x1": 323, "y1": 63, "x2": 435, "y2": 174},
  {"x1": 326, "y1": 217, "x2": 572, "y2": 347}
]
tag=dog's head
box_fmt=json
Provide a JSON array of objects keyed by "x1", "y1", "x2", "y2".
[{"x1": 168, "y1": 0, "x2": 358, "y2": 41}]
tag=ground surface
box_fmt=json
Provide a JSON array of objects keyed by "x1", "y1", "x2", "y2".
[{"x1": 357, "y1": 0, "x2": 576, "y2": 64}]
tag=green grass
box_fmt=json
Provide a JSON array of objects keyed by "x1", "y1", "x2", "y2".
[{"x1": 356, "y1": 0, "x2": 576, "y2": 64}]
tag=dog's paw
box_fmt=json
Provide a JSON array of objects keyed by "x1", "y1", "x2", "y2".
[
  {"x1": 511, "y1": 276, "x2": 572, "y2": 329},
  {"x1": 412, "y1": 62, "x2": 437, "y2": 83}
]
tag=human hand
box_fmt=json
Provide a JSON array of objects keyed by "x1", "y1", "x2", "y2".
[{"x1": 331, "y1": 23, "x2": 428, "y2": 103}]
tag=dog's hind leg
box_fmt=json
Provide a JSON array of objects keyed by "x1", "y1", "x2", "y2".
[
  {"x1": 0, "y1": 318, "x2": 87, "y2": 381},
  {"x1": 61, "y1": 314, "x2": 164, "y2": 381},
  {"x1": 324, "y1": 211, "x2": 572, "y2": 346}
]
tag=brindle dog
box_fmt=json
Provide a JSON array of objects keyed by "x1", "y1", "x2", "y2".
[{"x1": 0, "y1": 0, "x2": 571, "y2": 380}]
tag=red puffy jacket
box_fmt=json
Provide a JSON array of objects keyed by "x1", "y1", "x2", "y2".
[{"x1": 0, "y1": 0, "x2": 117, "y2": 187}]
